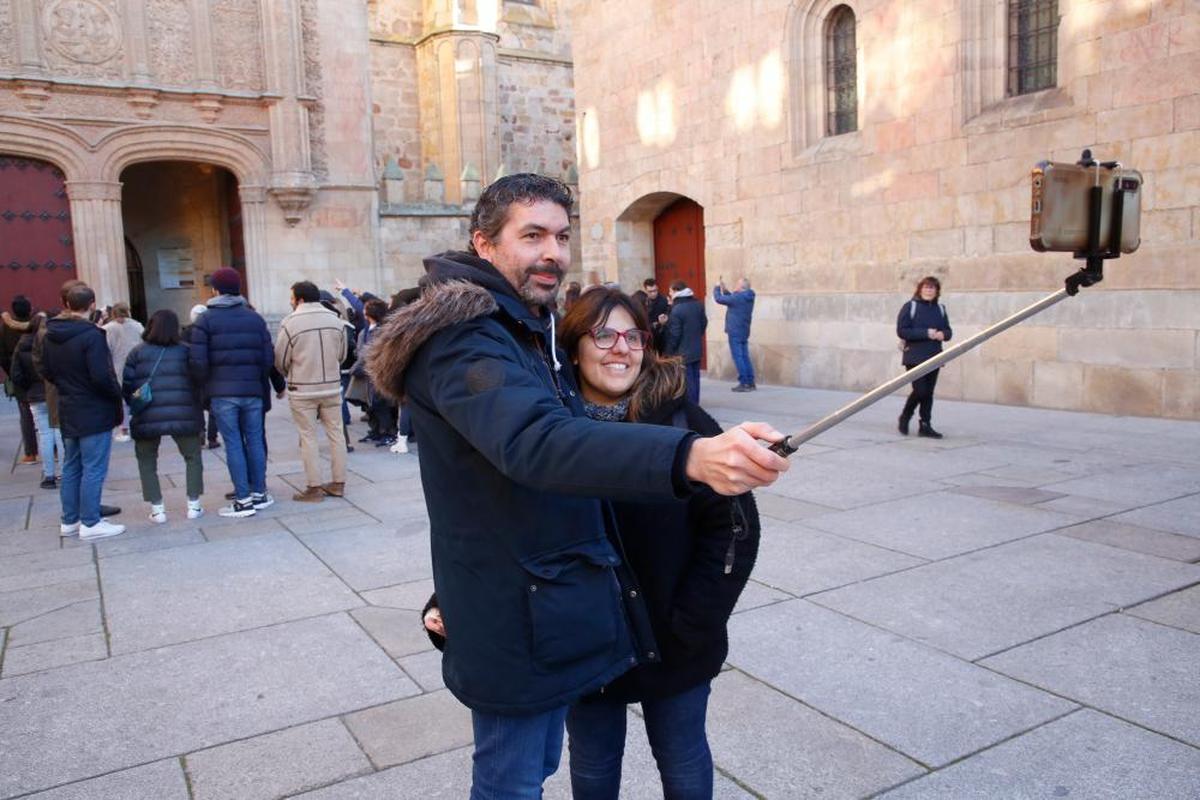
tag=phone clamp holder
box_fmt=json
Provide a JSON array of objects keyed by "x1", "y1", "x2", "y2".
[{"x1": 1065, "y1": 149, "x2": 1129, "y2": 296}]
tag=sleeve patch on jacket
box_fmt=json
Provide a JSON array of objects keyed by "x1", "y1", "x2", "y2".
[{"x1": 465, "y1": 358, "x2": 505, "y2": 395}]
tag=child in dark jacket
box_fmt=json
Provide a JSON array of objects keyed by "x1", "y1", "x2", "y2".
[
  {"x1": 897, "y1": 275, "x2": 953, "y2": 438},
  {"x1": 123, "y1": 310, "x2": 205, "y2": 523}
]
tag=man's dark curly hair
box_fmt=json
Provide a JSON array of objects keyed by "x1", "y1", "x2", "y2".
[{"x1": 468, "y1": 173, "x2": 573, "y2": 254}]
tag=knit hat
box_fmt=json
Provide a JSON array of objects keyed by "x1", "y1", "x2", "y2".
[
  {"x1": 189, "y1": 304, "x2": 208, "y2": 324},
  {"x1": 11, "y1": 295, "x2": 32, "y2": 321},
  {"x1": 210, "y1": 267, "x2": 241, "y2": 296}
]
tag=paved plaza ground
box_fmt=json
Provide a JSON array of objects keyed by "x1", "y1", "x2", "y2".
[{"x1": 1, "y1": 378, "x2": 1198, "y2": 799}]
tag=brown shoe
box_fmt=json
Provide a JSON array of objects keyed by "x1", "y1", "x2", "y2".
[
  {"x1": 292, "y1": 486, "x2": 325, "y2": 503},
  {"x1": 322, "y1": 482, "x2": 345, "y2": 498},
  {"x1": 18, "y1": 454, "x2": 39, "y2": 466}
]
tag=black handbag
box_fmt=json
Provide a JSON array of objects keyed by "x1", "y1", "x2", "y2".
[{"x1": 129, "y1": 347, "x2": 165, "y2": 415}]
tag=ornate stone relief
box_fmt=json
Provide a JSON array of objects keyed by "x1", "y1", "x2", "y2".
[
  {"x1": 0, "y1": 0, "x2": 16, "y2": 70},
  {"x1": 300, "y1": 0, "x2": 328, "y2": 181},
  {"x1": 41, "y1": 0, "x2": 125, "y2": 80},
  {"x1": 212, "y1": 0, "x2": 264, "y2": 91},
  {"x1": 146, "y1": 0, "x2": 195, "y2": 87}
]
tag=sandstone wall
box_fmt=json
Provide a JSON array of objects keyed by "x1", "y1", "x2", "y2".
[{"x1": 573, "y1": 0, "x2": 1200, "y2": 418}]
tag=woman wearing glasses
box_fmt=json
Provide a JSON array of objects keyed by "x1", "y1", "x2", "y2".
[{"x1": 556, "y1": 288, "x2": 760, "y2": 799}]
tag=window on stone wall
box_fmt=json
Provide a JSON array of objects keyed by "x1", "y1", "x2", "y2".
[
  {"x1": 824, "y1": 6, "x2": 858, "y2": 136},
  {"x1": 1008, "y1": 0, "x2": 1059, "y2": 96}
]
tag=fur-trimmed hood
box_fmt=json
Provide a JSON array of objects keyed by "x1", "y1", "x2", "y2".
[
  {"x1": 366, "y1": 278, "x2": 498, "y2": 402},
  {"x1": 2, "y1": 311, "x2": 31, "y2": 332}
]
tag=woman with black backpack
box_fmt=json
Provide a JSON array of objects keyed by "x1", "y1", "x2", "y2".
[
  {"x1": 897, "y1": 276, "x2": 954, "y2": 439},
  {"x1": 122, "y1": 309, "x2": 205, "y2": 523}
]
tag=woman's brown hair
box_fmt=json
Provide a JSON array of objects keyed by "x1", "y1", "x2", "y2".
[
  {"x1": 912, "y1": 275, "x2": 941, "y2": 300},
  {"x1": 558, "y1": 287, "x2": 686, "y2": 422}
]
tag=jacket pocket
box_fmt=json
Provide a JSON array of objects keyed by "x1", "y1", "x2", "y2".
[{"x1": 520, "y1": 540, "x2": 623, "y2": 672}]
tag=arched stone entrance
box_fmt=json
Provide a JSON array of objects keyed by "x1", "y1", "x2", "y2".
[{"x1": 119, "y1": 161, "x2": 246, "y2": 323}]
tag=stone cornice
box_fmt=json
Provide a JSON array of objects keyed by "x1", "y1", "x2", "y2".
[{"x1": 0, "y1": 74, "x2": 282, "y2": 103}]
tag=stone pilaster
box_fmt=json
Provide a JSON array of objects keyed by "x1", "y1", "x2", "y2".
[
  {"x1": 65, "y1": 181, "x2": 128, "y2": 306},
  {"x1": 238, "y1": 185, "x2": 272, "y2": 307},
  {"x1": 123, "y1": 0, "x2": 152, "y2": 84},
  {"x1": 13, "y1": 0, "x2": 45, "y2": 73},
  {"x1": 260, "y1": 0, "x2": 317, "y2": 222}
]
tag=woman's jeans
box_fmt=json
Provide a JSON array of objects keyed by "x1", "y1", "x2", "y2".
[
  {"x1": 134, "y1": 434, "x2": 204, "y2": 503},
  {"x1": 210, "y1": 396, "x2": 266, "y2": 500},
  {"x1": 901, "y1": 366, "x2": 940, "y2": 423},
  {"x1": 29, "y1": 402, "x2": 64, "y2": 479},
  {"x1": 470, "y1": 705, "x2": 568, "y2": 800},
  {"x1": 60, "y1": 430, "x2": 113, "y2": 527},
  {"x1": 567, "y1": 682, "x2": 714, "y2": 800}
]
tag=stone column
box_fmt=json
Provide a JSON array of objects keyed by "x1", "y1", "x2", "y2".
[
  {"x1": 238, "y1": 185, "x2": 272, "y2": 310},
  {"x1": 13, "y1": 0, "x2": 45, "y2": 72},
  {"x1": 123, "y1": 0, "x2": 152, "y2": 84},
  {"x1": 416, "y1": 0, "x2": 500, "y2": 205},
  {"x1": 260, "y1": 0, "x2": 316, "y2": 222},
  {"x1": 65, "y1": 181, "x2": 128, "y2": 306}
]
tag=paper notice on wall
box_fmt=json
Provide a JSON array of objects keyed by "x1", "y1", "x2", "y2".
[{"x1": 158, "y1": 246, "x2": 196, "y2": 289}]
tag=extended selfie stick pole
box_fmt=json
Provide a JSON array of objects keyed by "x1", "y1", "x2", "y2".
[{"x1": 770, "y1": 150, "x2": 1128, "y2": 457}]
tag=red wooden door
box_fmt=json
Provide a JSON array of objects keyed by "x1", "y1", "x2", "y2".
[
  {"x1": 0, "y1": 156, "x2": 77, "y2": 312},
  {"x1": 653, "y1": 197, "x2": 706, "y2": 367}
]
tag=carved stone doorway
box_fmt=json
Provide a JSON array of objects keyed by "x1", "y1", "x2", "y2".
[{"x1": 119, "y1": 162, "x2": 245, "y2": 324}]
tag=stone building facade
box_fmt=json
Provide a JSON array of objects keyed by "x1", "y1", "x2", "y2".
[
  {"x1": 572, "y1": 0, "x2": 1200, "y2": 419},
  {"x1": 0, "y1": 0, "x2": 578, "y2": 323}
]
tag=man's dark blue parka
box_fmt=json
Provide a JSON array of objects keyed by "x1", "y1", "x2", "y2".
[
  {"x1": 367, "y1": 252, "x2": 697, "y2": 716},
  {"x1": 712, "y1": 285, "x2": 755, "y2": 342},
  {"x1": 188, "y1": 295, "x2": 273, "y2": 398},
  {"x1": 663, "y1": 290, "x2": 707, "y2": 365},
  {"x1": 40, "y1": 317, "x2": 122, "y2": 439}
]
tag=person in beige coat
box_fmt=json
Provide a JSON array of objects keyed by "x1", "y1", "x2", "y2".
[
  {"x1": 274, "y1": 281, "x2": 349, "y2": 502},
  {"x1": 102, "y1": 303, "x2": 144, "y2": 441}
]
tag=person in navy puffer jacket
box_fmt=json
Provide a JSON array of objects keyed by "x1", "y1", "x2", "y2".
[
  {"x1": 897, "y1": 275, "x2": 953, "y2": 439},
  {"x1": 189, "y1": 267, "x2": 275, "y2": 517},
  {"x1": 124, "y1": 310, "x2": 205, "y2": 524}
]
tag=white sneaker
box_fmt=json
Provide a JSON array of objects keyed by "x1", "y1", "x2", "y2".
[
  {"x1": 60, "y1": 522, "x2": 80, "y2": 537},
  {"x1": 219, "y1": 498, "x2": 257, "y2": 518},
  {"x1": 187, "y1": 499, "x2": 204, "y2": 520},
  {"x1": 149, "y1": 503, "x2": 167, "y2": 524},
  {"x1": 250, "y1": 492, "x2": 274, "y2": 510},
  {"x1": 80, "y1": 520, "x2": 126, "y2": 540},
  {"x1": 113, "y1": 430, "x2": 131, "y2": 443},
  {"x1": 390, "y1": 438, "x2": 409, "y2": 454}
]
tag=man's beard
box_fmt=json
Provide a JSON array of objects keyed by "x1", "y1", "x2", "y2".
[{"x1": 517, "y1": 265, "x2": 564, "y2": 307}]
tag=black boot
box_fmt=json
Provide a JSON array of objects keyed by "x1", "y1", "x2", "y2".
[
  {"x1": 918, "y1": 421, "x2": 943, "y2": 439},
  {"x1": 898, "y1": 414, "x2": 912, "y2": 436}
]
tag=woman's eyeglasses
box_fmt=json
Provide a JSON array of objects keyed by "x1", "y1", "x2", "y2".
[{"x1": 589, "y1": 327, "x2": 650, "y2": 350}]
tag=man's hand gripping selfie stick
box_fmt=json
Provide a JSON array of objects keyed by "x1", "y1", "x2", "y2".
[{"x1": 770, "y1": 150, "x2": 1134, "y2": 458}]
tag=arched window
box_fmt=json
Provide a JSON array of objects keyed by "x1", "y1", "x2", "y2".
[
  {"x1": 1007, "y1": 0, "x2": 1059, "y2": 96},
  {"x1": 825, "y1": 6, "x2": 857, "y2": 136}
]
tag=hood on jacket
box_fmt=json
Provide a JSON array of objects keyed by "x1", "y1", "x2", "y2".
[
  {"x1": 671, "y1": 288, "x2": 695, "y2": 300},
  {"x1": 2, "y1": 311, "x2": 32, "y2": 332},
  {"x1": 207, "y1": 295, "x2": 247, "y2": 309},
  {"x1": 45, "y1": 316, "x2": 98, "y2": 344}
]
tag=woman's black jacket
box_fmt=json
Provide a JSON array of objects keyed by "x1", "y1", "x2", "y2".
[
  {"x1": 10, "y1": 333, "x2": 45, "y2": 404},
  {"x1": 897, "y1": 298, "x2": 953, "y2": 367},
  {"x1": 122, "y1": 342, "x2": 203, "y2": 439},
  {"x1": 588, "y1": 396, "x2": 761, "y2": 705}
]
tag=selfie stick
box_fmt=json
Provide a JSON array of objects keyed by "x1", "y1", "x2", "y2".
[{"x1": 770, "y1": 150, "x2": 1131, "y2": 457}]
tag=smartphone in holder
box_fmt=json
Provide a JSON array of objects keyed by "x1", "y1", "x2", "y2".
[{"x1": 1030, "y1": 162, "x2": 1143, "y2": 253}]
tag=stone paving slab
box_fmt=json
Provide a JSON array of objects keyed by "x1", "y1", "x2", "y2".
[
  {"x1": 1057, "y1": 518, "x2": 1200, "y2": 562},
  {"x1": 186, "y1": 719, "x2": 372, "y2": 800},
  {"x1": 0, "y1": 563, "x2": 95, "y2": 594},
  {"x1": 359, "y1": 577, "x2": 436, "y2": 611},
  {"x1": 342, "y1": 689, "x2": 473, "y2": 770},
  {"x1": 0, "y1": 546, "x2": 93, "y2": 580},
  {"x1": 0, "y1": 496, "x2": 31, "y2": 532},
  {"x1": 815, "y1": 442, "x2": 1012, "y2": 481},
  {"x1": 877, "y1": 709, "x2": 1200, "y2": 800},
  {"x1": 731, "y1": 578, "x2": 792, "y2": 613},
  {"x1": 752, "y1": 519, "x2": 925, "y2": 596},
  {"x1": 752, "y1": 490, "x2": 837, "y2": 522},
  {"x1": 1, "y1": 632, "x2": 106, "y2": 677},
  {"x1": 278, "y1": 505, "x2": 381, "y2": 536},
  {"x1": 1043, "y1": 463, "x2": 1200, "y2": 508},
  {"x1": 812, "y1": 534, "x2": 1200, "y2": 661},
  {"x1": 766, "y1": 459, "x2": 938, "y2": 510},
  {"x1": 0, "y1": 579, "x2": 98, "y2": 628},
  {"x1": 0, "y1": 529, "x2": 61, "y2": 558},
  {"x1": 7, "y1": 599, "x2": 101, "y2": 647},
  {"x1": 398, "y1": 648, "x2": 444, "y2": 692},
  {"x1": 22, "y1": 759, "x2": 189, "y2": 800},
  {"x1": 199, "y1": 515, "x2": 290, "y2": 542},
  {"x1": 704, "y1": 669, "x2": 925, "y2": 798},
  {"x1": 726, "y1": 599, "x2": 1075, "y2": 767},
  {"x1": 297, "y1": 525, "x2": 432, "y2": 591},
  {"x1": 100, "y1": 531, "x2": 362, "y2": 654},
  {"x1": 292, "y1": 748, "x2": 475, "y2": 799},
  {"x1": 1034, "y1": 493, "x2": 1133, "y2": 518},
  {"x1": 0, "y1": 614, "x2": 417, "y2": 798},
  {"x1": 1127, "y1": 585, "x2": 1200, "y2": 633},
  {"x1": 948, "y1": 485, "x2": 1068, "y2": 505},
  {"x1": 980, "y1": 614, "x2": 1200, "y2": 747},
  {"x1": 803, "y1": 491, "x2": 1082, "y2": 560},
  {"x1": 92, "y1": 528, "x2": 206, "y2": 559},
  {"x1": 1110, "y1": 492, "x2": 1200, "y2": 539},
  {"x1": 349, "y1": 606, "x2": 433, "y2": 659}
]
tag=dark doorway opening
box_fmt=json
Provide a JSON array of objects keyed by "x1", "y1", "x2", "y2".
[
  {"x1": 653, "y1": 197, "x2": 707, "y2": 368},
  {"x1": 120, "y1": 162, "x2": 244, "y2": 324}
]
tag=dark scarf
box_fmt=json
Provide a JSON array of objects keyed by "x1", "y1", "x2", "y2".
[{"x1": 582, "y1": 398, "x2": 630, "y2": 422}]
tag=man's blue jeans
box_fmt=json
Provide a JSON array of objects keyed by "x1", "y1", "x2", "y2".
[
  {"x1": 684, "y1": 361, "x2": 701, "y2": 404},
  {"x1": 60, "y1": 430, "x2": 113, "y2": 527},
  {"x1": 566, "y1": 682, "x2": 713, "y2": 800},
  {"x1": 470, "y1": 705, "x2": 568, "y2": 800},
  {"x1": 210, "y1": 396, "x2": 266, "y2": 500},
  {"x1": 729, "y1": 338, "x2": 755, "y2": 386}
]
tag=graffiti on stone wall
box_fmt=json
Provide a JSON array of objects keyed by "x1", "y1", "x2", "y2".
[
  {"x1": 212, "y1": 0, "x2": 264, "y2": 91},
  {"x1": 41, "y1": 0, "x2": 125, "y2": 79},
  {"x1": 147, "y1": 0, "x2": 194, "y2": 86}
]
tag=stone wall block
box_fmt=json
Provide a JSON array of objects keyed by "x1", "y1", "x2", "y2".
[
  {"x1": 1097, "y1": 101, "x2": 1175, "y2": 142},
  {"x1": 1162, "y1": 369, "x2": 1200, "y2": 418},
  {"x1": 1132, "y1": 131, "x2": 1200, "y2": 171},
  {"x1": 1142, "y1": 208, "x2": 1193, "y2": 242},
  {"x1": 1059, "y1": 328, "x2": 1195, "y2": 369},
  {"x1": 1175, "y1": 94, "x2": 1200, "y2": 131},
  {"x1": 839, "y1": 349, "x2": 894, "y2": 391},
  {"x1": 909, "y1": 228, "x2": 964, "y2": 258},
  {"x1": 958, "y1": 352, "x2": 997, "y2": 403},
  {"x1": 963, "y1": 225, "x2": 995, "y2": 256},
  {"x1": 995, "y1": 359, "x2": 1034, "y2": 405},
  {"x1": 1151, "y1": 165, "x2": 1200, "y2": 209},
  {"x1": 980, "y1": 326, "x2": 1058, "y2": 362},
  {"x1": 1033, "y1": 361, "x2": 1085, "y2": 409},
  {"x1": 423, "y1": 163, "x2": 445, "y2": 204},
  {"x1": 1082, "y1": 365, "x2": 1164, "y2": 415},
  {"x1": 1168, "y1": 13, "x2": 1200, "y2": 55}
]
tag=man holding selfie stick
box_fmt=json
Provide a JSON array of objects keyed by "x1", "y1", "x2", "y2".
[{"x1": 367, "y1": 174, "x2": 788, "y2": 799}]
